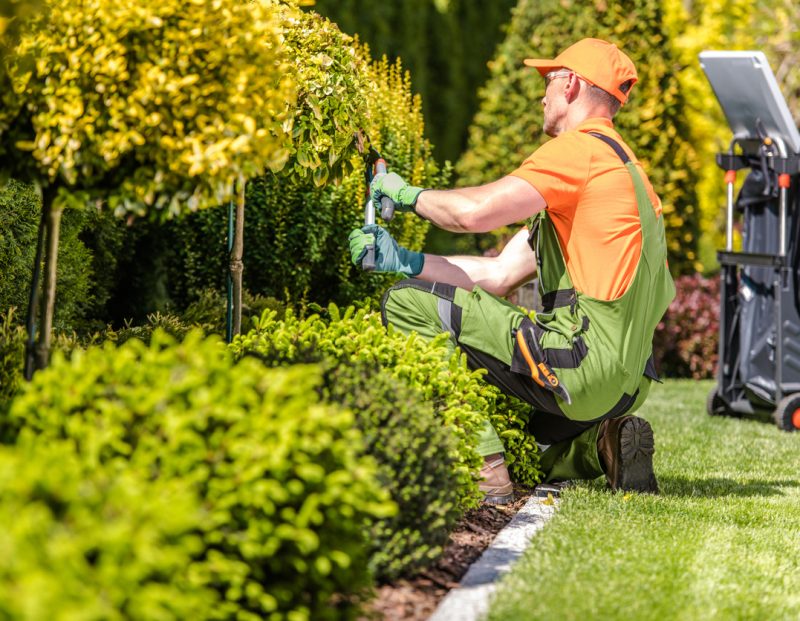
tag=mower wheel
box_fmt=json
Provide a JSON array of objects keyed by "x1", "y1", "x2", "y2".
[
  {"x1": 773, "y1": 394, "x2": 800, "y2": 432},
  {"x1": 706, "y1": 386, "x2": 729, "y2": 417}
]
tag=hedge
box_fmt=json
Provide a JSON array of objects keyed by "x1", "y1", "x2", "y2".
[
  {"x1": 8, "y1": 331, "x2": 393, "y2": 621},
  {"x1": 0, "y1": 180, "x2": 96, "y2": 330},
  {"x1": 241, "y1": 344, "x2": 465, "y2": 581},
  {"x1": 456, "y1": 0, "x2": 702, "y2": 275},
  {"x1": 231, "y1": 305, "x2": 543, "y2": 492}
]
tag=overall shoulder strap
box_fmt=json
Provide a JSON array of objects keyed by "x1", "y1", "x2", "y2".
[{"x1": 587, "y1": 131, "x2": 630, "y2": 163}]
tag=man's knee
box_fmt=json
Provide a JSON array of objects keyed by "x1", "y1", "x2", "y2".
[{"x1": 380, "y1": 279, "x2": 461, "y2": 342}]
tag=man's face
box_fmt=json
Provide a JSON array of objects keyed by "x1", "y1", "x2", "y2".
[{"x1": 541, "y1": 70, "x2": 571, "y2": 137}]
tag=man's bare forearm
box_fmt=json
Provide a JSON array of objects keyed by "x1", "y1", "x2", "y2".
[{"x1": 416, "y1": 254, "x2": 503, "y2": 293}]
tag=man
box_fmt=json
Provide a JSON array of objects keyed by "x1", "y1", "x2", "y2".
[{"x1": 349, "y1": 38, "x2": 675, "y2": 503}]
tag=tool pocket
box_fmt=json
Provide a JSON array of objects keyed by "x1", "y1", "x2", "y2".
[{"x1": 510, "y1": 317, "x2": 572, "y2": 405}]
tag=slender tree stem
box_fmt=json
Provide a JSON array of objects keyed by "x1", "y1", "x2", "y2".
[
  {"x1": 34, "y1": 188, "x2": 63, "y2": 372},
  {"x1": 230, "y1": 179, "x2": 245, "y2": 337},
  {"x1": 24, "y1": 202, "x2": 48, "y2": 381}
]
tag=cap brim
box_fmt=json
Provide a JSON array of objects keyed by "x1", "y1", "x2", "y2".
[{"x1": 523, "y1": 58, "x2": 563, "y2": 77}]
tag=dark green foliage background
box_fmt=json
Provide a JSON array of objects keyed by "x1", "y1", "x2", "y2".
[
  {"x1": 0, "y1": 180, "x2": 96, "y2": 329},
  {"x1": 309, "y1": 0, "x2": 516, "y2": 163},
  {"x1": 456, "y1": 0, "x2": 702, "y2": 275}
]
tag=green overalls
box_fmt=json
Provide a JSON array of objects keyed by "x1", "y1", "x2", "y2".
[{"x1": 381, "y1": 133, "x2": 675, "y2": 481}]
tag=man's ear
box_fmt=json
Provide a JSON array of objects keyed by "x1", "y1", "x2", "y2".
[{"x1": 564, "y1": 73, "x2": 581, "y2": 103}]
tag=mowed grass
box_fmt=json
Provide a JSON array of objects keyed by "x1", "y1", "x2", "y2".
[{"x1": 487, "y1": 380, "x2": 800, "y2": 621}]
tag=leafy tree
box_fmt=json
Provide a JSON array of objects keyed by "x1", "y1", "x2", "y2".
[
  {"x1": 112, "y1": 23, "x2": 445, "y2": 315},
  {"x1": 0, "y1": 0, "x2": 294, "y2": 372},
  {"x1": 456, "y1": 0, "x2": 702, "y2": 275}
]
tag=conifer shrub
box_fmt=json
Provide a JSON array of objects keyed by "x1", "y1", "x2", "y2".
[
  {"x1": 8, "y1": 331, "x2": 393, "y2": 621},
  {"x1": 232, "y1": 306, "x2": 543, "y2": 495},
  {"x1": 456, "y1": 0, "x2": 702, "y2": 275},
  {"x1": 0, "y1": 441, "x2": 215, "y2": 620}
]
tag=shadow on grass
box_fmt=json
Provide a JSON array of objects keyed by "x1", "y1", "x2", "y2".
[{"x1": 659, "y1": 475, "x2": 800, "y2": 498}]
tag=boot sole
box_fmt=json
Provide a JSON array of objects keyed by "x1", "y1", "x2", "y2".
[
  {"x1": 614, "y1": 417, "x2": 659, "y2": 494},
  {"x1": 482, "y1": 491, "x2": 514, "y2": 505}
]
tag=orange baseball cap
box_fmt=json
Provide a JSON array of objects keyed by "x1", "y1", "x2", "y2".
[{"x1": 523, "y1": 38, "x2": 638, "y2": 104}]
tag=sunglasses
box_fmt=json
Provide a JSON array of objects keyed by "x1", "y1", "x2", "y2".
[{"x1": 544, "y1": 70, "x2": 573, "y2": 88}]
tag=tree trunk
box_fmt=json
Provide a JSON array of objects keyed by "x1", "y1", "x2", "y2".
[
  {"x1": 34, "y1": 188, "x2": 63, "y2": 372},
  {"x1": 23, "y1": 206, "x2": 47, "y2": 381},
  {"x1": 230, "y1": 179, "x2": 245, "y2": 337}
]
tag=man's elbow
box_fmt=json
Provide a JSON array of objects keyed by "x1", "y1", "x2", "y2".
[{"x1": 455, "y1": 203, "x2": 496, "y2": 233}]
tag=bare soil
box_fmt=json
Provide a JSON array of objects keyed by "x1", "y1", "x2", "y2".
[{"x1": 363, "y1": 486, "x2": 534, "y2": 621}]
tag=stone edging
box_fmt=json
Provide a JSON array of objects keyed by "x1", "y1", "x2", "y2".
[{"x1": 427, "y1": 484, "x2": 564, "y2": 621}]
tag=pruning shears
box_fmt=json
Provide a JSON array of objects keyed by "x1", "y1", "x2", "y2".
[{"x1": 354, "y1": 131, "x2": 395, "y2": 271}]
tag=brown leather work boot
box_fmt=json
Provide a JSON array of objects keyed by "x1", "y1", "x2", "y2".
[
  {"x1": 597, "y1": 416, "x2": 659, "y2": 494},
  {"x1": 479, "y1": 452, "x2": 514, "y2": 504}
]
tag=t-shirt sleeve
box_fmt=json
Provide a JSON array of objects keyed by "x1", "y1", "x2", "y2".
[{"x1": 509, "y1": 135, "x2": 590, "y2": 214}]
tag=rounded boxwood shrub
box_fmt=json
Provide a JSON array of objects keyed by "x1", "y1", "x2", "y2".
[
  {"x1": 232, "y1": 305, "x2": 543, "y2": 496},
  {"x1": 0, "y1": 440, "x2": 215, "y2": 620},
  {"x1": 241, "y1": 341, "x2": 465, "y2": 581},
  {"x1": 8, "y1": 331, "x2": 393, "y2": 621}
]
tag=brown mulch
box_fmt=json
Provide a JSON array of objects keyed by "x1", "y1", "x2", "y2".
[{"x1": 363, "y1": 486, "x2": 535, "y2": 621}]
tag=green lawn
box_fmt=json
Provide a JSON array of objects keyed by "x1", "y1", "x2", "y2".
[{"x1": 487, "y1": 380, "x2": 800, "y2": 621}]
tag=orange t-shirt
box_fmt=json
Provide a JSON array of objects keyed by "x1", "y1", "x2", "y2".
[{"x1": 510, "y1": 118, "x2": 662, "y2": 301}]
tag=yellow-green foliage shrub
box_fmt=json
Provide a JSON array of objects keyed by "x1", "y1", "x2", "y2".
[
  {"x1": 8, "y1": 331, "x2": 392, "y2": 621},
  {"x1": 0, "y1": 0, "x2": 293, "y2": 217},
  {"x1": 457, "y1": 0, "x2": 701, "y2": 275},
  {"x1": 238, "y1": 339, "x2": 466, "y2": 581},
  {"x1": 663, "y1": 0, "x2": 800, "y2": 269},
  {"x1": 0, "y1": 441, "x2": 215, "y2": 620}
]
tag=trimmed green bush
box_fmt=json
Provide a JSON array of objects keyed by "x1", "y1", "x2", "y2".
[
  {"x1": 0, "y1": 440, "x2": 215, "y2": 620},
  {"x1": 329, "y1": 364, "x2": 462, "y2": 581},
  {"x1": 456, "y1": 0, "x2": 702, "y2": 275},
  {"x1": 8, "y1": 331, "x2": 393, "y2": 621},
  {"x1": 241, "y1": 344, "x2": 465, "y2": 581},
  {"x1": 232, "y1": 305, "x2": 543, "y2": 495}
]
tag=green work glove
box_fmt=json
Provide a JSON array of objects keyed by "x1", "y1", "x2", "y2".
[
  {"x1": 348, "y1": 224, "x2": 424, "y2": 275},
  {"x1": 370, "y1": 172, "x2": 425, "y2": 215}
]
